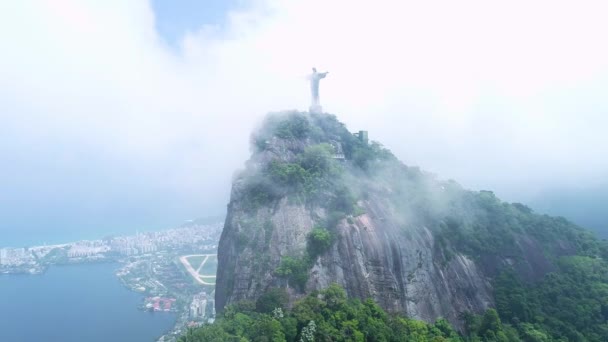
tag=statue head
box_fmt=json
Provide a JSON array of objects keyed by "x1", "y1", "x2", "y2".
[{"x1": 312, "y1": 67, "x2": 317, "y2": 73}]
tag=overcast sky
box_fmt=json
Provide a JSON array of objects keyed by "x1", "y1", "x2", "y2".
[{"x1": 1, "y1": 0, "x2": 607, "y2": 244}]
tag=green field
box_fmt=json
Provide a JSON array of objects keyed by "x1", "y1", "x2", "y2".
[
  {"x1": 199, "y1": 255, "x2": 218, "y2": 276},
  {"x1": 185, "y1": 255, "x2": 206, "y2": 270}
]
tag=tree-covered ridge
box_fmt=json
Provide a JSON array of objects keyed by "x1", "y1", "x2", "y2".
[
  {"x1": 180, "y1": 284, "x2": 495, "y2": 342},
  {"x1": 362, "y1": 151, "x2": 608, "y2": 341},
  {"x1": 494, "y1": 256, "x2": 608, "y2": 342},
  {"x1": 182, "y1": 270, "x2": 608, "y2": 342},
  {"x1": 434, "y1": 190, "x2": 607, "y2": 261}
]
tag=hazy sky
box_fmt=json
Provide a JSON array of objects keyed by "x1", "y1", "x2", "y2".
[{"x1": 1, "y1": 0, "x2": 607, "y2": 244}]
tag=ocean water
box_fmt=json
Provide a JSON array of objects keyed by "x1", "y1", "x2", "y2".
[{"x1": 0, "y1": 263, "x2": 176, "y2": 342}]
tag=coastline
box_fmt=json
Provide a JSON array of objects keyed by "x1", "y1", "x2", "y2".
[
  {"x1": 0, "y1": 262, "x2": 177, "y2": 342},
  {"x1": 0, "y1": 222, "x2": 222, "y2": 342}
]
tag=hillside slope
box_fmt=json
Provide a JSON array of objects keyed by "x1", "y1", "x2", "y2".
[{"x1": 215, "y1": 111, "x2": 607, "y2": 332}]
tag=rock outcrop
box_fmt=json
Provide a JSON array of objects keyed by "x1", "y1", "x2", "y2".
[{"x1": 215, "y1": 111, "x2": 586, "y2": 329}]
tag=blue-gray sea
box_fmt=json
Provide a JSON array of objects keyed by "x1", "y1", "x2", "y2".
[{"x1": 0, "y1": 263, "x2": 176, "y2": 342}]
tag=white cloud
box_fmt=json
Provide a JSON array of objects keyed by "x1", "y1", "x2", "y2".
[{"x1": 1, "y1": 0, "x2": 607, "y2": 233}]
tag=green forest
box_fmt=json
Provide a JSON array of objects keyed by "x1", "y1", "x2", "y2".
[{"x1": 181, "y1": 254, "x2": 607, "y2": 342}]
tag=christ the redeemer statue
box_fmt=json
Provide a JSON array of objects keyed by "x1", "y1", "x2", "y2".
[{"x1": 309, "y1": 67, "x2": 328, "y2": 113}]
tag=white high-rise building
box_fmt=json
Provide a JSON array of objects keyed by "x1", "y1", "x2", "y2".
[{"x1": 0, "y1": 248, "x2": 7, "y2": 265}]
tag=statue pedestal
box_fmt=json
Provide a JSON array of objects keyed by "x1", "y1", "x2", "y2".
[{"x1": 309, "y1": 104, "x2": 323, "y2": 113}]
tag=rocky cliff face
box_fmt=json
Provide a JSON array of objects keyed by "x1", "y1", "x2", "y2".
[{"x1": 216, "y1": 111, "x2": 585, "y2": 329}]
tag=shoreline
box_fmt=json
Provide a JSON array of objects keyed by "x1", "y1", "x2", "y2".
[
  {"x1": 0, "y1": 222, "x2": 222, "y2": 342},
  {"x1": 0, "y1": 262, "x2": 178, "y2": 342}
]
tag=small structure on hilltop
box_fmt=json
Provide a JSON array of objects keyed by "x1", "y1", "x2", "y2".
[
  {"x1": 354, "y1": 130, "x2": 368, "y2": 145},
  {"x1": 309, "y1": 67, "x2": 329, "y2": 113}
]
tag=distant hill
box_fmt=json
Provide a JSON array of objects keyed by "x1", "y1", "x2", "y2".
[{"x1": 529, "y1": 186, "x2": 608, "y2": 239}]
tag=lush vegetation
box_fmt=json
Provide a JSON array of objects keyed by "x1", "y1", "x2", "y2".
[
  {"x1": 275, "y1": 256, "x2": 310, "y2": 291},
  {"x1": 244, "y1": 112, "x2": 395, "y2": 211},
  {"x1": 307, "y1": 227, "x2": 334, "y2": 259},
  {"x1": 182, "y1": 277, "x2": 608, "y2": 341},
  {"x1": 428, "y1": 183, "x2": 608, "y2": 341},
  {"x1": 242, "y1": 142, "x2": 339, "y2": 210},
  {"x1": 493, "y1": 256, "x2": 608, "y2": 342},
  {"x1": 272, "y1": 227, "x2": 335, "y2": 292},
  {"x1": 267, "y1": 143, "x2": 338, "y2": 197},
  {"x1": 433, "y1": 189, "x2": 606, "y2": 261},
  {"x1": 431, "y1": 189, "x2": 608, "y2": 341},
  {"x1": 180, "y1": 285, "x2": 471, "y2": 342}
]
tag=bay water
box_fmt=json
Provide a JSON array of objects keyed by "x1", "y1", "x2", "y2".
[{"x1": 0, "y1": 262, "x2": 176, "y2": 342}]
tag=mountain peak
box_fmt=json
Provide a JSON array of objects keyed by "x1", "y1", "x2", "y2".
[{"x1": 215, "y1": 111, "x2": 605, "y2": 330}]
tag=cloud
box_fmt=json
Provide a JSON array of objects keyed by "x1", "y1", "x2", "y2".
[
  {"x1": 222, "y1": 0, "x2": 608, "y2": 196},
  {"x1": 1, "y1": 0, "x2": 607, "y2": 239}
]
